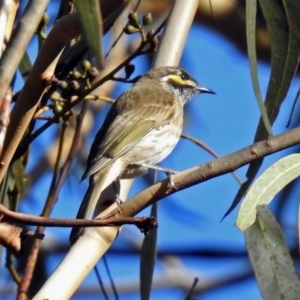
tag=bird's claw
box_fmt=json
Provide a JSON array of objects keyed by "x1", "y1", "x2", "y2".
[{"x1": 166, "y1": 170, "x2": 178, "y2": 190}]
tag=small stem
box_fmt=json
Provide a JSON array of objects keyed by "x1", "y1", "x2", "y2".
[
  {"x1": 17, "y1": 122, "x2": 67, "y2": 299},
  {"x1": 0, "y1": 203, "x2": 156, "y2": 229},
  {"x1": 6, "y1": 252, "x2": 21, "y2": 284},
  {"x1": 22, "y1": 19, "x2": 166, "y2": 146}
]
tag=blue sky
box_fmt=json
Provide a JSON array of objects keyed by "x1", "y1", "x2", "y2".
[{"x1": 2, "y1": 5, "x2": 300, "y2": 300}]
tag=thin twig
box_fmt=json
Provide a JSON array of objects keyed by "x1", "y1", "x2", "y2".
[
  {"x1": 103, "y1": 256, "x2": 119, "y2": 300},
  {"x1": 17, "y1": 102, "x2": 87, "y2": 298},
  {"x1": 181, "y1": 133, "x2": 243, "y2": 185},
  {"x1": 0, "y1": 204, "x2": 157, "y2": 229},
  {"x1": 43, "y1": 122, "x2": 67, "y2": 215},
  {"x1": 105, "y1": 0, "x2": 142, "y2": 59},
  {"x1": 83, "y1": 94, "x2": 115, "y2": 104},
  {"x1": 23, "y1": 19, "x2": 167, "y2": 146},
  {"x1": 6, "y1": 252, "x2": 21, "y2": 284},
  {"x1": 94, "y1": 265, "x2": 109, "y2": 300},
  {"x1": 17, "y1": 122, "x2": 68, "y2": 299},
  {"x1": 184, "y1": 277, "x2": 199, "y2": 300}
]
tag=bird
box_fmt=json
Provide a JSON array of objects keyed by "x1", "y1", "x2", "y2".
[{"x1": 70, "y1": 66, "x2": 215, "y2": 243}]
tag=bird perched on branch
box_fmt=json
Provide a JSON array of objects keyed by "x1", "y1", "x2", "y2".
[{"x1": 70, "y1": 66, "x2": 215, "y2": 243}]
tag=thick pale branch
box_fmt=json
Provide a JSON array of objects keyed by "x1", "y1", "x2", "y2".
[
  {"x1": 153, "y1": 0, "x2": 199, "y2": 67},
  {"x1": 0, "y1": 13, "x2": 82, "y2": 184},
  {"x1": 0, "y1": 0, "x2": 130, "y2": 184},
  {"x1": 0, "y1": 0, "x2": 49, "y2": 102},
  {"x1": 33, "y1": 1, "x2": 201, "y2": 299}
]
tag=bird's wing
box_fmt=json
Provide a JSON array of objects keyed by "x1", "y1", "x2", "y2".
[{"x1": 82, "y1": 85, "x2": 176, "y2": 179}]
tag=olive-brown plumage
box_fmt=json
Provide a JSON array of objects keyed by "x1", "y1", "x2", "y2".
[{"x1": 70, "y1": 66, "x2": 214, "y2": 243}]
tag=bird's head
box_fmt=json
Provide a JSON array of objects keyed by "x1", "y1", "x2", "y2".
[{"x1": 143, "y1": 66, "x2": 215, "y2": 105}]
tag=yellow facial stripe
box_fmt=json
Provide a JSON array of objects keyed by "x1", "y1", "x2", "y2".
[{"x1": 162, "y1": 74, "x2": 196, "y2": 87}]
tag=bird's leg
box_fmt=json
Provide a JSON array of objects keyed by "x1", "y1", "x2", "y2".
[
  {"x1": 113, "y1": 180, "x2": 123, "y2": 206},
  {"x1": 140, "y1": 163, "x2": 178, "y2": 189}
]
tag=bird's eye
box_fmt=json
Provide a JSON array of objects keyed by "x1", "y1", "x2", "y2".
[{"x1": 180, "y1": 72, "x2": 189, "y2": 80}]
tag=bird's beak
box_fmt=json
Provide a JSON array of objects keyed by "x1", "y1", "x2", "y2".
[{"x1": 197, "y1": 86, "x2": 216, "y2": 95}]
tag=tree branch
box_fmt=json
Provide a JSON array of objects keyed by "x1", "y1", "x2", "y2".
[
  {"x1": 0, "y1": 203, "x2": 156, "y2": 230},
  {"x1": 109, "y1": 126, "x2": 300, "y2": 218}
]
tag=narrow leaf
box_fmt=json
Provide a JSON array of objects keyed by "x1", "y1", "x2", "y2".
[
  {"x1": 19, "y1": 51, "x2": 32, "y2": 81},
  {"x1": 258, "y1": 0, "x2": 289, "y2": 126},
  {"x1": 228, "y1": 0, "x2": 300, "y2": 217},
  {"x1": 246, "y1": 0, "x2": 272, "y2": 135},
  {"x1": 236, "y1": 154, "x2": 300, "y2": 231},
  {"x1": 224, "y1": 0, "x2": 292, "y2": 217},
  {"x1": 74, "y1": 0, "x2": 103, "y2": 69},
  {"x1": 276, "y1": 0, "x2": 300, "y2": 122},
  {"x1": 246, "y1": 205, "x2": 300, "y2": 299}
]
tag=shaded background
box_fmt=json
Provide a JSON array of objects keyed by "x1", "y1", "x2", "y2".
[{"x1": 1, "y1": 1, "x2": 300, "y2": 299}]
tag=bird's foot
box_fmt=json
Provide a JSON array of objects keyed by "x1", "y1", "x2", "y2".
[
  {"x1": 140, "y1": 163, "x2": 178, "y2": 190},
  {"x1": 112, "y1": 180, "x2": 123, "y2": 209},
  {"x1": 165, "y1": 170, "x2": 178, "y2": 190}
]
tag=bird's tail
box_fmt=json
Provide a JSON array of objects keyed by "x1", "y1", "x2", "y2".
[{"x1": 69, "y1": 161, "x2": 122, "y2": 244}]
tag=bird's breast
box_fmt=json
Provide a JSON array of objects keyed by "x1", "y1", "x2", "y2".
[{"x1": 122, "y1": 112, "x2": 183, "y2": 167}]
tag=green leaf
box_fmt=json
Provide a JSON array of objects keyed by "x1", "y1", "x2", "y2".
[
  {"x1": 229, "y1": 0, "x2": 300, "y2": 218},
  {"x1": 11, "y1": 159, "x2": 29, "y2": 194},
  {"x1": 236, "y1": 154, "x2": 300, "y2": 231},
  {"x1": 246, "y1": 206, "x2": 300, "y2": 299},
  {"x1": 257, "y1": 0, "x2": 288, "y2": 128},
  {"x1": 246, "y1": 0, "x2": 272, "y2": 135},
  {"x1": 74, "y1": 0, "x2": 103, "y2": 69},
  {"x1": 19, "y1": 51, "x2": 32, "y2": 81},
  {"x1": 277, "y1": 0, "x2": 300, "y2": 122}
]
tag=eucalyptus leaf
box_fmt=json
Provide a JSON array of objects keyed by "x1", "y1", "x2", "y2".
[
  {"x1": 236, "y1": 154, "x2": 300, "y2": 231},
  {"x1": 271, "y1": 0, "x2": 300, "y2": 122},
  {"x1": 254, "y1": 0, "x2": 289, "y2": 138},
  {"x1": 229, "y1": 0, "x2": 300, "y2": 219},
  {"x1": 74, "y1": 0, "x2": 103, "y2": 68},
  {"x1": 246, "y1": 0, "x2": 272, "y2": 135},
  {"x1": 246, "y1": 205, "x2": 300, "y2": 299}
]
